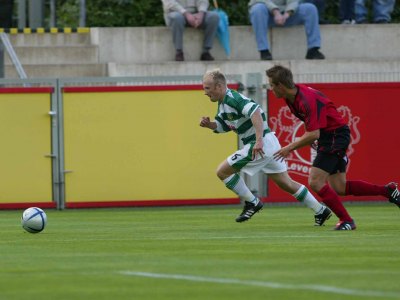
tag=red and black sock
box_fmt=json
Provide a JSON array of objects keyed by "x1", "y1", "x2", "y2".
[
  {"x1": 345, "y1": 180, "x2": 388, "y2": 197},
  {"x1": 318, "y1": 184, "x2": 353, "y2": 222}
]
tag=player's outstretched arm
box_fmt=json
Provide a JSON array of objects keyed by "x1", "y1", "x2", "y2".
[{"x1": 273, "y1": 129, "x2": 320, "y2": 162}]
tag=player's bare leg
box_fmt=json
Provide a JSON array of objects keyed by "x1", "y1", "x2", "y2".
[
  {"x1": 216, "y1": 160, "x2": 263, "y2": 222},
  {"x1": 269, "y1": 172, "x2": 332, "y2": 226}
]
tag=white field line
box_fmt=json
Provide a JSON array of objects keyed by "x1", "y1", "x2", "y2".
[{"x1": 120, "y1": 271, "x2": 400, "y2": 298}]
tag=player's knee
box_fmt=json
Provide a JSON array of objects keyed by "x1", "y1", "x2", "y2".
[
  {"x1": 335, "y1": 189, "x2": 346, "y2": 196},
  {"x1": 216, "y1": 167, "x2": 227, "y2": 180},
  {"x1": 308, "y1": 177, "x2": 324, "y2": 193},
  {"x1": 331, "y1": 184, "x2": 346, "y2": 196}
]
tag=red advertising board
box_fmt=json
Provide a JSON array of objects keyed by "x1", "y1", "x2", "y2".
[{"x1": 266, "y1": 82, "x2": 400, "y2": 203}]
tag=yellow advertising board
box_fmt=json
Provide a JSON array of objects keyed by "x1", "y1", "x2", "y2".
[
  {"x1": 0, "y1": 88, "x2": 53, "y2": 206},
  {"x1": 62, "y1": 86, "x2": 237, "y2": 205}
]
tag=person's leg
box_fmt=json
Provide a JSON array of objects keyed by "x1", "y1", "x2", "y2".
[
  {"x1": 309, "y1": 0, "x2": 327, "y2": 23},
  {"x1": 269, "y1": 171, "x2": 332, "y2": 226},
  {"x1": 339, "y1": 0, "x2": 356, "y2": 22},
  {"x1": 344, "y1": 180, "x2": 387, "y2": 197},
  {"x1": 168, "y1": 12, "x2": 186, "y2": 51},
  {"x1": 201, "y1": 11, "x2": 219, "y2": 54},
  {"x1": 258, "y1": 130, "x2": 330, "y2": 225},
  {"x1": 329, "y1": 173, "x2": 400, "y2": 208},
  {"x1": 217, "y1": 160, "x2": 258, "y2": 204},
  {"x1": 286, "y1": 3, "x2": 321, "y2": 49},
  {"x1": 355, "y1": 0, "x2": 368, "y2": 23},
  {"x1": 0, "y1": 0, "x2": 14, "y2": 28},
  {"x1": 348, "y1": 0, "x2": 356, "y2": 21},
  {"x1": 309, "y1": 167, "x2": 353, "y2": 223},
  {"x1": 339, "y1": 0, "x2": 345, "y2": 21},
  {"x1": 372, "y1": 0, "x2": 395, "y2": 23},
  {"x1": 217, "y1": 149, "x2": 264, "y2": 223},
  {"x1": 269, "y1": 172, "x2": 325, "y2": 214},
  {"x1": 249, "y1": 3, "x2": 271, "y2": 52},
  {"x1": 327, "y1": 172, "x2": 347, "y2": 196}
]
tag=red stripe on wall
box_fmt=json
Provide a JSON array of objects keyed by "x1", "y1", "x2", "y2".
[
  {"x1": 0, "y1": 202, "x2": 57, "y2": 210},
  {"x1": 0, "y1": 198, "x2": 240, "y2": 210},
  {"x1": 0, "y1": 87, "x2": 54, "y2": 93},
  {"x1": 305, "y1": 82, "x2": 400, "y2": 90}
]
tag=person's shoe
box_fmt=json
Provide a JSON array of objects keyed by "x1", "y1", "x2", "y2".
[
  {"x1": 260, "y1": 49, "x2": 272, "y2": 60},
  {"x1": 341, "y1": 19, "x2": 356, "y2": 25},
  {"x1": 334, "y1": 220, "x2": 356, "y2": 230},
  {"x1": 200, "y1": 52, "x2": 214, "y2": 61},
  {"x1": 375, "y1": 19, "x2": 389, "y2": 24},
  {"x1": 386, "y1": 182, "x2": 400, "y2": 208},
  {"x1": 314, "y1": 206, "x2": 332, "y2": 226},
  {"x1": 235, "y1": 200, "x2": 263, "y2": 222},
  {"x1": 175, "y1": 50, "x2": 184, "y2": 61},
  {"x1": 306, "y1": 47, "x2": 325, "y2": 59}
]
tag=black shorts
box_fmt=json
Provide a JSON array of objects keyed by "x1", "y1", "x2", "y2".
[
  {"x1": 312, "y1": 125, "x2": 350, "y2": 174},
  {"x1": 313, "y1": 152, "x2": 349, "y2": 174}
]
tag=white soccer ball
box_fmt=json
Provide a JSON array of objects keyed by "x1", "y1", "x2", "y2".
[{"x1": 21, "y1": 207, "x2": 47, "y2": 233}]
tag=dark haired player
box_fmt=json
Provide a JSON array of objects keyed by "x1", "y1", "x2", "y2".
[{"x1": 266, "y1": 65, "x2": 400, "y2": 230}]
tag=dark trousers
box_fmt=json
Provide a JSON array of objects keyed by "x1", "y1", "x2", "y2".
[{"x1": 0, "y1": 0, "x2": 14, "y2": 28}]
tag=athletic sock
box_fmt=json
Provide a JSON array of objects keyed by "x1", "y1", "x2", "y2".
[
  {"x1": 346, "y1": 180, "x2": 388, "y2": 197},
  {"x1": 293, "y1": 185, "x2": 324, "y2": 214},
  {"x1": 317, "y1": 184, "x2": 352, "y2": 222},
  {"x1": 223, "y1": 174, "x2": 258, "y2": 204}
]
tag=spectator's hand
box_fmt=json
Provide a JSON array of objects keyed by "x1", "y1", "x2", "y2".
[
  {"x1": 193, "y1": 12, "x2": 205, "y2": 28},
  {"x1": 282, "y1": 11, "x2": 291, "y2": 22},
  {"x1": 274, "y1": 13, "x2": 286, "y2": 26},
  {"x1": 272, "y1": 9, "x2": 286, "y2": 26},
  {"x1": 184, "y1": 12, "x2": 197, "y2": 27}
]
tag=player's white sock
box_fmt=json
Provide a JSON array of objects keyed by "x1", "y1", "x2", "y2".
[
  {"x1": 293, "y1": 185, "x2": 324, "y2": 214},
  {"x1": 223, "y1": 174, "x2": 258, "y2": 204}
]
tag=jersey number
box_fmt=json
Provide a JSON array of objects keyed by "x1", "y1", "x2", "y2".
[{"x1": 231, "y1": 154, "x2": 242, "y2": 161}]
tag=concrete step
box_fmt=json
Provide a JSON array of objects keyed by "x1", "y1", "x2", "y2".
[
  {"x1": 9, "y1": 33, "x2": 91, "y2": 47},
  {"x1": 5, "y1": 63, "x2": 107, "y2": 79},
  {"x1": 92, "y1": 24, "x2": 400, "y2": 64},
  {"x1": 4, "y1": 46, "x2": 99, "y2": 64},
  {"x1": 3, "y1": 24, "x2": 399, "y2": 80},
  {"x1": 108, "y1": 58, "x2": 400, "y2": 83}
]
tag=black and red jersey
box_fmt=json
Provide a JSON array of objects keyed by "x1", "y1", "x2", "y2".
[{"x1": 285, "y1": 84, "x2": 346, "y2": 132}]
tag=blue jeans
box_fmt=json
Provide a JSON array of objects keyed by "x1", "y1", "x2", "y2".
[
  {"x1": 355, "y1": 0, "x2": 395, "y2": 23},
  {"x1": 249, "y1": 2, "x2": 321, "y2": 52},
  {"x1": 302, "y1": 0, "x2": 326, "y2": 21}
]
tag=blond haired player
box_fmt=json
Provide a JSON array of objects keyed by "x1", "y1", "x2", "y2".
[{"x1": 200, "y1": 69, "x2": 331, "y2": 225}]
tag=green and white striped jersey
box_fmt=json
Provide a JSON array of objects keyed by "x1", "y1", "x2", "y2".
[{"x1": 214, "y1": 88, "x2": 270, "y2": 145}]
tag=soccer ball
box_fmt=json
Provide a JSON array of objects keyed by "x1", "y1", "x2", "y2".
[{"x1": 21, "y1": 207, "x2": 47, "y2": 233}]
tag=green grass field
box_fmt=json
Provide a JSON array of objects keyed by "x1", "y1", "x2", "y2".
[{"x1": 1, "y1": 204, "x2": 399, "y2": 300}]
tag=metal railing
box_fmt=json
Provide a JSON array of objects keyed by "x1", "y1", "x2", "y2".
[{"x1": 0, "y1": 32, "x2": 27, "y2": 79}]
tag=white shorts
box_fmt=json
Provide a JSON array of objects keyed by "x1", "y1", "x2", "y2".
[{"x1": 227, "y1": 132, "x2": 287, "y2": 176}]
